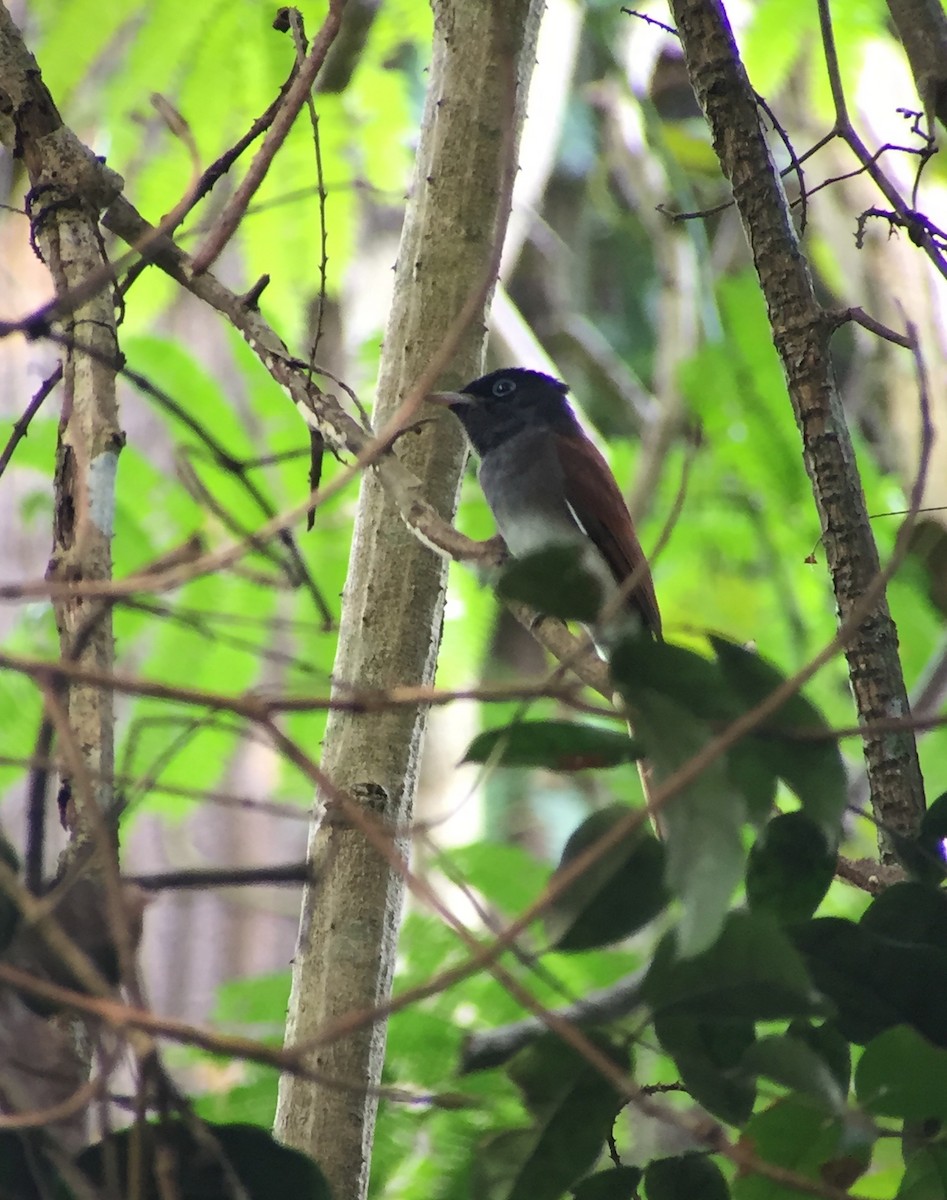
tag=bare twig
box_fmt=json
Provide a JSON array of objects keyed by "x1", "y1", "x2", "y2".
[{"x1": 191, "y1": 1, "x2": 346, "y2": 273}]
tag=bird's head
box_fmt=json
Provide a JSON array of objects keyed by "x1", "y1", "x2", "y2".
[{"x1": 429, "y1": 368, "x2": 578, "y2": 456}]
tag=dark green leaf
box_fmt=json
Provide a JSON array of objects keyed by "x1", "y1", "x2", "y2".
[
  {"x1": 654, "y1": 1012, "x2": 756, "y2": 1125},
  {"x1": 644, "y1": 1153, "x2": 728, "y2": 1200},
  {"x1": 610, "y1": 636, "x2": 738, "y2": 721},
  {"x1": 897, "y1": 1145, "x2": 947, "y2": 1199},
  {"x1": 856, "y1": 1026, "x2": 947, "y2": 1121},
  {"x1": 711, "y1": 638, "x2": 846, "y2": 842},
  {"x1": 0, "y1": 1131, "x2": 46, "y2": 1200},
  {"x1": 644, "y1": 912, "x2": 824, "y2": 1022},
  {"x1": 464, "y1": 722, "x2": 642, "y2": 772},
  {"x1": 509, "y1": 1031, "x2": 629, "y2": 1116},
  {"x1": 860, "y1": 882, "x2": 947, "y2": 950},
  {"x1": 727, "y1": 741, "x2": 778, "y2": 826},
  {"x1": 572, "y1": 1166, "x2": 643, "y2": 1200},
  {"x1": 740, "y1": 1034, "x2": 844, "y2": 1111},
  {"x1": 498, "y1": 546, "x2": 603, "y2": 622},
  {"x1": 894, "y1": 790, "x2": 947, "y2": 884},
  {"x1": 474, "y1": 1034, "x2": 629, "y2": 1200},
  {"x1": 786, "y1": 1020, "x2": 851, "y2": 1094},
  {"x1": 610, "y1": 635, "x2": 777, "y2": 824},
  {"x1": 792, "y1": 917, "x2": 947, "y2": 1046},
  {"x1": 545, "y1": 806, "x2": 669, "y2": 951},
  {"x1": 72, "y1": 1121, "x2": 331, "y2": 1200},
  {"x1": 746, "y1": 812, "x2": 835, "y2": 924}
]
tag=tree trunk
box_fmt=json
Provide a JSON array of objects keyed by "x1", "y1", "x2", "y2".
[
  {"x1": 668, "y1": 0, "x2": 926, "y2": 853},
  {"x1": 274, "y1": 2, "x2": 545, "y2": 1197},
  {"x1": 0, "y1": 0, "x2": 123, "y2": 1149}
]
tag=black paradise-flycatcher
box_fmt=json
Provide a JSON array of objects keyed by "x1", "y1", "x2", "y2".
[{"x1": 429, "y1": 368, "x2": 661, "y2": 644}]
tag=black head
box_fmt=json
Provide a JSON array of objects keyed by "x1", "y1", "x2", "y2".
[{"x1": 433, "y1": 368, "x2": 580, "y2": 456}]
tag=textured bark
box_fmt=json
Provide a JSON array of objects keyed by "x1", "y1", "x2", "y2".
[
  {"x1": 667, "y1": 0, "x2": 926, "y2": 852},
  {"x1": 273, "y1": 2, "x2": 544, "y2": 1195},
  {"x1": 0, "y1": 0, "x2": 123, "y2": 1143}
]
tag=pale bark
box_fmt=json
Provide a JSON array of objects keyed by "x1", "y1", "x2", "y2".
[
  {"x1": 0, "y1": 0, "x2": 123, "y2": 1146},
  {"x1": 273, "y1": 2, "x2": 545, "y2": 1196}
]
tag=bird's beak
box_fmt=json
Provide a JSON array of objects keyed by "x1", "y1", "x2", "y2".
[{"x1": 427, "y1": 390, "x2": 471, "y2": 407}]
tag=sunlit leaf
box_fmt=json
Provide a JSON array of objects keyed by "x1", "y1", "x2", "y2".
[
  {"x1": 856, "y1": 1025, "x2": 947, "y2": 1121},
  {"x1": 730, "y1": 1098, "x2": 859, "y2": 1200}
]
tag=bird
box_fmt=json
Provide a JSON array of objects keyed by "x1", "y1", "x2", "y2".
[{"x1": 429, "y1": 368, "x2": 661, "y2": 643}]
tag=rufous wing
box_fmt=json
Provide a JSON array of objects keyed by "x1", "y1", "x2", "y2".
[{"x1": 555, "y1": 432, "x2": 662, "y2": 638}]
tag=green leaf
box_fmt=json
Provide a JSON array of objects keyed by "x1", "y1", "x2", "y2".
[
  {"x1": 637, "y1": 691, "x2": 743, "y2": 956},
  {"x1": 729, "y1": 1098, "x2": 852, "y2": 1200},
  {"x1": 572, "y1": 1166, "x2": 643, "y2": 1199},
  {"x1": 616, "y1": 686, "x2": 745, "y2": 955},
  {"x1": 643, "y1": 912, "x2": 824, "y2": 1022},
  {"x1": 644, "y1": 1153, "x2": 729, "y2": 1200},
  {"x1": 463, "y1": 722, "x2": 642, "y2": 772},
  {"x1": 72, "y1": 1121, "x2": 330, "y2": 1199},
  {"x1": 711, "y1": 638, "x2": 846, "y2": 842},
  {"x1": 786, "y1": 1020, "x2": 851, "y2": 1095},
  {"x1": 498, "y1": 546, "x2": 604, "y2": 622},
  {"x1": 609, "y1": 635, "x2": 777, "y2": 826},
  {"x1": 860, "y1": 882, "x2": 947, "y2": 950},
  {"x1": 746, "y1": 813, "x2": 835, "y2": 924},
  {"x1": 898, "y1": 1146, "x2": 947, "y2": 1199},
  {"x1": 610, "y1": 636, "x2": 738, "y2": 722},
  {"x1": 792, "y1": 917, "x2": 947, "y2": 1046},
  {"x1": 740, "y1": 1034, "x2": 845, "y2": 1112},
  {"x1": 856, "y1": 1026, "x2": 947, "y2": 1121},
  {"x1": 438, "y1": 843, "x2": 549, "y2": 915},
  {"x1": 545, "y1": 806, "x2": 669, "y2": 951},
  {"x1": 654, "y1": 1012, "x2": 756, "y2": 1125},
  {"x1": 473, "y1": 1034, "x2": 629, "y2": 1200}
]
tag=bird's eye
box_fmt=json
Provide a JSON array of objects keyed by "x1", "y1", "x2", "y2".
[{"x1": 491, "y1": 378, "x2": 516, "y2": 398}]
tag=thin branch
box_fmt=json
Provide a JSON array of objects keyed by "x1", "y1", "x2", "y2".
[
  {"x1": 190, "y1": 0, "x2": 346, "y2": 273},
  {"x1": 0, "y1": 363, "x2": 62, "y2": 482},
  {"x1": 817, "y1": 0, "x2": 947, "y2": 279},
  {"x1": 126, "y1": 862, "x2": 313, "y2": 890}
]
